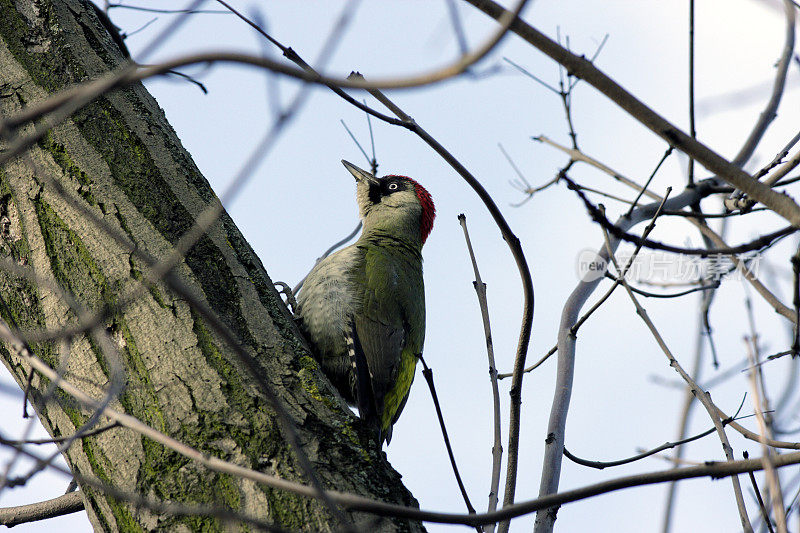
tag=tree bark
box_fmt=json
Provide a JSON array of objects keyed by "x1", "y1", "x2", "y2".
[{"x1": 0, "y1": 0, "x2": 422, "y2": 530}]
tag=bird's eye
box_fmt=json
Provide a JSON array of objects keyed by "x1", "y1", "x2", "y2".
[{"x1": 388, "y1": 183, "x2": 399, "y2": 191}]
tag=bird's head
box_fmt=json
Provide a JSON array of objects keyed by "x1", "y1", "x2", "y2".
[{"x1": 342, "y1": 160, "x2": 435, "y2": 246}]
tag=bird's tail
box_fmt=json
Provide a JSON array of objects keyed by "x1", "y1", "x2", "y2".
[{"x1": 345, "y1": 322, "x2": 382, "y2": 445}]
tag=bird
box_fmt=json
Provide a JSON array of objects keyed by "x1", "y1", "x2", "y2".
[{"x1": 296, "y1": 160, "x2": 435, "y2": 446}]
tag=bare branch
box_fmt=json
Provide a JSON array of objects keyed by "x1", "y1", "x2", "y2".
[
  {"x1": 744, "y1": 299, "x2": 788, "y2": 530},
  {"x1": 564, "y1": 406, "x2": 750, "y2": 470},
  {"x1": 730, "y1": 0, "x2": 796, "y2": 169},
  {"x1": 459, "y1": 214, "x2": 503, "y2": 531},
  {"x1": 0, "y1": 491, "x2": 84, "y2": 527},
  {"x1": 743, "y1": 450, "x2": 777, "y2": 533},
  {"x1": 562, "y1": 175, "x2": 796, "y2": 256},
  {"x1": 293, "y1": 222, "x2": 362, "y2": 295},
  {"x1": 599, "y1": 207, "x2": 752, "y2": 532},
  {"x1": 0, "y1": 422, "x2": 119, "y2": 446},
  {"x1": 464, "y1": 0, "x2": 800, "y2": 226},
  {"x1": 688, "y1": 0, "x2": 696, "y2": 187},
  {"x1": 417, "y1": 354, "x2": 479, "y2": 524}
]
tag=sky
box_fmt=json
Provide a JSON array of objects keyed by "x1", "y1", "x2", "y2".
[{"x1": 2, "y1": 1, "x2": 800, "y2": 532}]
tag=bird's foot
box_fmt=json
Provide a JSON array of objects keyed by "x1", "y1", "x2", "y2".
[{"x1": 274, "y1": 281, "x2": 298, "y2": 314}]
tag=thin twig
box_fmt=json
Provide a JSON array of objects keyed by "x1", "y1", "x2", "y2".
[
  {"x1": 497, "y1": 345, "x2": 556, "y2": 380},
  {"x1": 503, "y1": 57, "x2": 560, "y2": 94},
  {"x1": 662, "y1": 227, "x2": 722, "y2": 532},
  {"x1": 626, "y1": 146, "x2": 674, "y2": 217},
  {"x1": 458, "y1": 214, "x2": 503, "y2": 532},
  {"x1": 564, "y1": 405, "x2": 748, "y2": 470},
  {"x1": 730, "y1": 0, "x2": 796, "y2": 170},
  {"x1": 445, "y1": 0, "x2": 469, "y2": 56},
  {"x1": 499, "y1": 142, "x2": 533, "y2": 193},
  {"x1": 340, "y1": 119, "x2": 371, "y2": 163},
  {"x1": 792, "y1": 246, "x2": 800, "y2": 355},
  {"x1": 293, "y1": 222, "x2": 362, "y2": 295},
  {"x1": 744, "y1": 450, "x2": 777, "y2": 533},
  {"x1": 0, "y1": 422, "x2": 120, "y2": 446},
  {"x1": 21, "y1": 368, "x2": 34, "y2": 419},
  {"x1": 365, "y1": 100, "x2": 378, "y2": 175},
  {"x1": 465, "y1": 0, "x2": 800, "y2": 226},
  {"x1": 744, "y1": 296, "x2": 788, "y2": 531},
  {"x1": 107, "y1": 4, "x2": 228, "y2": 14},
  {"x1": 535, "y1": 135, "x2": 649, "y2": 194},
  {"x1": 755, "y1": 129, "x2": 800, "y2": 182},
  {"x1": 611, "y1": 274, "x2": 718, "y2": 299},
  {"x1": 694, "y1": 224, "x2": 794, "y2": 322},
  {"x1": 599, "y1": 205, "x2": 753, "y2": 532},
  {"x1": 688, "y1": 0, "x2": 696, "y2": 187},
  {"x1": 562, "y1": 174, "x2": 796, "y2": 257},
  {"x1": 765, "y1": 147, "x2": 800, "y2": 188},
  {"x1": 418, "y1": 354, "x2": 479, "y2": 527}
]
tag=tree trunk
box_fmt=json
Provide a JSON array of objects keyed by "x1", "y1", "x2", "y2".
[{"x1": 0, "y1": 0, "x2": 422, "y2": 530}]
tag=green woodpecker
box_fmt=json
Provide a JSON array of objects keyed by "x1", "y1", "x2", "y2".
[{"x1": 296, "y1": 160, "x2": 435, "y2": 445}]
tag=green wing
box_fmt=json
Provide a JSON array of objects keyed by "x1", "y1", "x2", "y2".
[{"x1": 354, "y1": 243, "x2": 425, "y2": 443}]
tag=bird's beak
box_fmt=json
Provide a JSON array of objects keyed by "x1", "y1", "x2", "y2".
[{"x1": 342, "y1": 160, "x2": 380, "y2": 186}]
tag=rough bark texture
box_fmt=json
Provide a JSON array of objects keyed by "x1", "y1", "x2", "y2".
[{"x1": 0, "y1": 0, "x2": 423, "y2": 531}]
